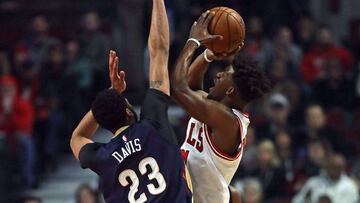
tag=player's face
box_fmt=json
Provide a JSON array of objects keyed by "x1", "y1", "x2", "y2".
[{"x1": 207, "y1": 66, "x2": 235, "y2": 101}]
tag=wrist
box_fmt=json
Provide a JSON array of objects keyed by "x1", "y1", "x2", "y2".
[
  {"x1": 204, "y1": 49, "x2": 214, "y2": 63},
  {"x1": 187, "y1": 38, "x2": 201, "y2": 48}
]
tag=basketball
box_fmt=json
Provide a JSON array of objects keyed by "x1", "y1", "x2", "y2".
[{"x1": 206, "y1": 7, "x2": 245, "y2": 54}]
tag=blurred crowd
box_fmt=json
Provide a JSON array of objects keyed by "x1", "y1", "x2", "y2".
[
  {"x1": 0, "y1": 0, "x2": 360, "y2": 202},
  {"x1": 20, "y1": 184, "x2": 101, "y2": 203}
]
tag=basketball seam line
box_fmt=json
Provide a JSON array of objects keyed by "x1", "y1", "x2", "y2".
[
  {"x1": 228, "y1": 13, "x2": 246, "y2": 40},
  {"x1": 228, "y1": 13, "x2": 245, "y2": 39},
  {"x1": 228, "y1": 13, "x2": 244, "y2": 27},
  {"x1": 212, "y1": 7, "x2": 227, "y2": 52},
  {"x1": 227, "y1": 14, "x2": 232, "y2": 53}
]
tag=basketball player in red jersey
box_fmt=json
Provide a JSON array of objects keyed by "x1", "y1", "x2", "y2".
[{"x1": 171, "y1": 11, "x2": 272, "y2": 203}]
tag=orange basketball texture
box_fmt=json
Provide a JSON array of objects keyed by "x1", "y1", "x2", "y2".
[{"x1": 206, "y1": 7, "x2": 245, "y2": 54}]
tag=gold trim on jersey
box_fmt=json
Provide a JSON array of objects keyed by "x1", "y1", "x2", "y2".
[{"x1": 113, "y1": 125, "x2": 130, "y2": 138}]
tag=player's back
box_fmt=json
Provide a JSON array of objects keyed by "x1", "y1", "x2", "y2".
[{"x1": 83, "y1": 120, "x2": 191, "y2": 203}]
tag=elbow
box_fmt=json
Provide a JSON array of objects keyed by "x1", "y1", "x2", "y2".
[
  {"x1": 70, "y1": 131, "x2": 77, "y2": 152},
  {"x1": 70, "y1": 127, "x2": 80, "y2": 152}
]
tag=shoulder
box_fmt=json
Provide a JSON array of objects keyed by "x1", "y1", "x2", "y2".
[{"x1": 232, "y1": 110, "x2": 250, "y2": 134}]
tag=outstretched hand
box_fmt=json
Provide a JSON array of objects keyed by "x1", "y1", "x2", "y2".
[
  {"x1": 108, "y1": 50, "x2": 126, "y2": 94},
  {"x1": 189, "y1": 10, "x2": 223, "y2": 46}
]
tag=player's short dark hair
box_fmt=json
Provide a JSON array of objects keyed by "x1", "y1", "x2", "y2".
[
  {"x1": 231, "y1": 54, "x2": 272, "y2": 104},
  {"x1": 92, "y1": 89, "x2": 128, "y2": 132}
]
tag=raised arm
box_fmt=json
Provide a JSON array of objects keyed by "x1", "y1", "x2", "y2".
[
  {"x1": 70, "y1": 111, "x2": 97, "y2": 160},
  {"x1": 171, "y1": 11, "x2": 240, "y2": 154},
  {"x1": 70, "y1": 51, "x2": 126, "y2": 160},
  {"x1": 187, "y1": 52, "x2": 210, "y2": 91},
  {"x1": 148, "y1": 0, "x2": 170, "y2": 95}
]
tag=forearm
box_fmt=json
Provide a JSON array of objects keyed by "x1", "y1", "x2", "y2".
[
  {"x1": 148, "y1": 0, "x2": 169, "y2": 52},
  {"x1": 148, "y1": 0, "x2": 170, "y2": 95},
  {"x1": 188, "y1": 52, "x2": 209, "y2": 90},
  {"x1": 171, "y1": 42, "x2": 198, "y2": 91},
  {"x1": 70, "y1": 110, "x2": 98, "y2": 160}
]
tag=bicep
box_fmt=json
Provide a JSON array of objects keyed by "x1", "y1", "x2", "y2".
[{"x1": 172, "y1": 86, "x2": 234, "y2": 128}]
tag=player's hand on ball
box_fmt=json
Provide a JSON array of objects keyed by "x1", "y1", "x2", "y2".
[
  {"x1": 108, "y1": 50, "x2": 126, "y2": 94},
  {"x1": 189, "y1": 10, "x2": 223, "y2": 46}
]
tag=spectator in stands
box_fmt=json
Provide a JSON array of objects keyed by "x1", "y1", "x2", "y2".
[
  {"x1": 12, "y1": 44, "x2": 40, "y2": 104},
  {"x1": 266, "y1": 58, "x2": 290, "y2": 84},
  {"x1": 293, "y1": 154, "x2": 359, "y2": 203},
  {"x1": 251, "y1": 140, "x2": 286, "y2": 200},
  {"x1": 274, "y1": 80, "x2": 307, "y2": 128},
  {"x1": 63, "y1": 40, "x2": 93, "y2": 130},
  {"x1": 0, "y1": 76, "x2": 36, "y2": 188},
  {"x1": 75, "y1": 184, "x2": 100, "y2": 203},
  {"x1": 36, "y1": 43, "x2": 65, "y2": 172},
  {"x1": 80, "y1": 11, "x2": 109, "y2": 92},
  {"x1": 234, "y1": 127, "x2": 258, "y2": 178},
  {"x1": 312, "y1": 58, "x2": 354, "y2": 110},
  {"x1": 264, "y1": 26, "x2": 302, "y2": 84},
  {"x1": 301, "y1": 140, "x2": 328, "y2": 177},
  {"x1": 343, "y1": 20, "x2": 360, "y2": 63},
  {"x1": 234, "y1": 178, "x2": 263, "y2": 203},
  {"x1": 257, "y1": 93, "x2": 291, "y2": 140},
  {"x1": 243, "y1": 16, "x2": 272, "y2": 69},
  {"x1": 295, "y1": 16, "x2": 316, "y2": 52},
  {"x1": 301, "y1": 26, "x2": 354, "y2": 84},
  {"x1": 295, "y1": 104, "x2": 352, "y2": 157},
  {"x1": 21, "y1": 196, "x2": 42, "y2": 203},
  {"x1": 275, "y1": 130, "x2": 297, "y2": 193},
  {"x1": 21, "y1": 15, "x2": 60, "y2": 71},
  {"x1": 0, "y1": 51, "x2": 11, "y2": 75},
  {"x1": 350, "y1": 160, "x2": 360, "y2": 196},
  {"x1": 355, "y1": 63, "x2": 360, "y2": 108}
]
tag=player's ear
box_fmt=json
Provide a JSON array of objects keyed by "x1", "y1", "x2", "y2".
[
  {"x1": 126, "y1": 108, "x2": 134, "y2": 121},
  {"x1": 226, "y1": 86, "x2": 235, "y2": 96}
]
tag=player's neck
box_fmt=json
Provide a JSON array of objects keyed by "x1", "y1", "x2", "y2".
[
  {"x1": 113, "y1": 125, "x2": 130, "y2": 138},
  {"x1": 222, "y1": 97, "x2": 246, "y2": 112}
]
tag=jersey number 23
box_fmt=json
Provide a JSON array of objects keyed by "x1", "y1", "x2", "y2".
[{"x1": 118, "y1": 157, "x2": 167, "y2": 203}]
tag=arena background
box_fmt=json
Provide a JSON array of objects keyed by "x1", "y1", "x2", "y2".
[{"x1": 0, "y1": 0, "x2": 360, "y2": 202}]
